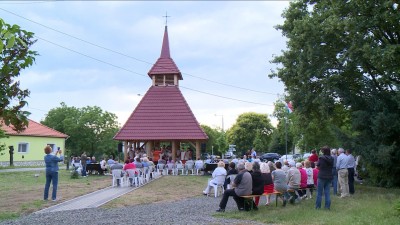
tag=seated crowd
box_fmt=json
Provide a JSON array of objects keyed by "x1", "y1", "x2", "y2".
[{"x1": 203, "y1": 152, "x2": 319, "y2": 212}]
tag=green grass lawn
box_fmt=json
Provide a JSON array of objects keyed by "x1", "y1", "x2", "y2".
[
  {"x1": 1, "y1": 171, "x2": 399, "y2": 225},
  {"x1": 214, "y1": 184, "x2": 400, "y2": 225},
  {"x1": 0, "y1": 169, "x2": 110, "y2": 221}
]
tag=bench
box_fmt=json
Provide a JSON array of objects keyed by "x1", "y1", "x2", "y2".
[
  {"x1": 287, "y1": 187, "x2": 315, "y2": 203},
  {"x1": 241, "y1": 191, "x2": 282, "y2": 210}
]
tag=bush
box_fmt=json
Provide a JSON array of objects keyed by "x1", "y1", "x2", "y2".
[
  {"x1": 70, "y1": 170, "x2": 79, "y2": 179},
  {"x1": 395, "y1": 199, "x2": 400, "y2": 214}
]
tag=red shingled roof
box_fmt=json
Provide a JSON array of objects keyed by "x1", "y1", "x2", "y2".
[
  {"x1": 1, "y1": 119, "x2": 68, "y2": 138},
  {"x1": 148, "y1": 26, "x2": 182, "y2": 80},
  {"x1": 114, "y1": 86, "x2": 208, "y2": 141}
]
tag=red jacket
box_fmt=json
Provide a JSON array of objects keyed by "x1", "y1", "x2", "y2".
[{"x1": 299, "y1": 168, "x2": 308, "y2": 189}]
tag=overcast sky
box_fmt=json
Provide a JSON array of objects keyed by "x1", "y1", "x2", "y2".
[{"x1": 1, "y1": 1, "x2": 290, "y2": 130}]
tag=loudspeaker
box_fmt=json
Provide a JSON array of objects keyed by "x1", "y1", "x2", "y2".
[{"x1": 117, "y1": 142, "x2": 123, "y2": 152}]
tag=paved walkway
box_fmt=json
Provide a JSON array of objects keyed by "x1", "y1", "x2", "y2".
[{"x1": 35, "y1": 176, "x2": 160, "y2": 213}]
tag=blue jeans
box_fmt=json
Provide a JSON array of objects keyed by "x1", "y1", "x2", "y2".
[
  {"x1": 315, "y1": 178, "x2": 332, "y2": 209},
  {"x1": 44, "y1": 171, "x2": 59, "y2": 200},
  {"x1": 332, "y1": 168, "x2": 338, "y2": 195},
  {"x1": 82, "y1": 165, "x2": 87, "y2": 176}
]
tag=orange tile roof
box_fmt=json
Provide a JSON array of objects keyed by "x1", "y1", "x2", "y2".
[
  {"x1": 1, "y1": 119, "x2": 68, "y2": 138},
  {"x1": 114, "y1": 86, "x2": 208, "y2": 141}
]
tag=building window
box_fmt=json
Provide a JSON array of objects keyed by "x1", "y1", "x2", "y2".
[
  {"x1": 165, "y1": 75, "x2": 174, "y2": 85},
  {"x1": 47, "y1": 144, "x2": 56, "y2": 152},
  {"x1": 155, "y1": 75, "x2": 164, "y2": 86},
  {"x1": 18, "y1": 143, "x2": 29, "y2": 153}
]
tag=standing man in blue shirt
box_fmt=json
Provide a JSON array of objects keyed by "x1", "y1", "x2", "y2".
[
  {"x1": 336, "y1": 148, "x2": 350, "y2": 198},
  {"x1": 44, "y1": 145, "x2": 64, "y2": 201}
]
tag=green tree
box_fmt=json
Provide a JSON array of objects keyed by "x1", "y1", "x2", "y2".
[
  {"x1": 268, "y1": 100, "x2": 295, "y2": 155},
  {"x1": 270, "y1": 0, "x2": 400, "y2": 187},
  {"x1": 0, "y1": 19, "x2": 37, "y2": 155},
  {"x1": 227, "y1": 112, "x2": 274, "y2": 154},
  {"x1": 41, "y1": 102, "x2": 120, "y2": 157},
  {"x1": 200, "y1": 124, "x2": 227, "y2": 156}
]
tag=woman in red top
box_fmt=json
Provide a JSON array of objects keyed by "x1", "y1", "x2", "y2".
[
  {"x1": 308, "y1": 149, "x2": 319, "y2": 163},
  {"x1": 254, "y1": 162, "x2": 274, "y2": 206}
]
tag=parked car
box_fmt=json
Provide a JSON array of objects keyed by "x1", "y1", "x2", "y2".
[
  {"x1": 224, "y1": 151, "x2": 236, "y2": 159},
  {"x1": 302, "y1": 153, "x2": 312, "y2": 160},
  {"x1": 201, "y1": 153, "x2": 211, "y2": 160},
  {"x1": 260, "y1": 153, "x2": 281, "y2": 162},
  {"x1": 293, "y1": 153, "x2": 302, "y2": 159},
  {"x1": 279, "y1": 154, "x2": 293, "y2": 164}
]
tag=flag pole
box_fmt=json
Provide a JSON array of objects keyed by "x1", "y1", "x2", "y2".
[{"x1": 285, "y1": 110, "x2": 288, "y2": 161}]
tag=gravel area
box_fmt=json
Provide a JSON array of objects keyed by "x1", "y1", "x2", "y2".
[{"x1": 0, "y1": 196, "x2": 264, "y2": 225}]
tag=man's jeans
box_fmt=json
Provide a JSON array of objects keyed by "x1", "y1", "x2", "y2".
[{"x1": 332, "y1": 167, "x2": 338, "y2": 195}]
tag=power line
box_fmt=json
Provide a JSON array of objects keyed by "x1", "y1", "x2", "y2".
[
  {"x1": 36, "y1": 36, "x2": 146, "y2": 77},
  {"x1": 0, "y1": 7, "x2": 280, "y2": 96},
  {"x1": 36, "y1": 35, "x2": 277, "y2": 107},
  {"x1": 180, "y1": 86, "x2": 274, "y2": 106}
]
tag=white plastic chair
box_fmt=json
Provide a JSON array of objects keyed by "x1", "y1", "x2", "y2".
[
  {"x1": 195, "y1": 161, "x2": 204, "y2": 175},
  {"x1": 143, "y1": 167, "x2": 151, "y2": 183},
  {"x1": 137, "y1": 168, "x2": 145, "y2": 185},
  {"x1": 185, "y1": 163, "x2": 194, "y2": 175},
  {"x1": 157, "y1": 163, "x2": 166, "y2": 176},
  {"x1": 148, "y1": 165, "x2": 156, "y2": 179},
  {"x1": 166, "y1": 163, "x2": 174, "y2": 175},
  {"x1": 112, "y1": 169, "x2": 125, "y2": 187},
  {"x1": 208, "y1": 175, "x2": 226, "y2": 197},
  {"x1": 125, "y1": 169, "x2": 138, "y2": 187},
  {"x1": 175, "y1": 163, "x2": 184, "y2": 175},
  {"x1": 226, "y1": 174, "x2": 237, "y2": 189}
]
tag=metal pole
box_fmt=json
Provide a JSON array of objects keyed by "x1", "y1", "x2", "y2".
[{"x1": 285, "y1": 113, "x2": 288, "y2": 161}]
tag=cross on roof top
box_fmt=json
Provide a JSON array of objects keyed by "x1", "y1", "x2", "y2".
[{"x1": 163, "y1": 12, "x2": 170, "y2": 26}]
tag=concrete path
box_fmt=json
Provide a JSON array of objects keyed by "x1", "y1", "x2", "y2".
[
  {"x1": 0, "y1": 167, "x2": 46, "y2": 173},
  {"x1": 35, "y1": 176, "x2": 161, "y2": 213}
]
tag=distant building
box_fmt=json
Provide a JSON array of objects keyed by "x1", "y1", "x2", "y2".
[{"x1": 0, "y1": 119, "x2": 68, "y2": 166}]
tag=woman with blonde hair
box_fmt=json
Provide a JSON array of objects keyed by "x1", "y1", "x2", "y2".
[
  {"x1": 203, "y1": 161, "x2": 227, "y2": 195},
  {"x1": 44, "y1": 145, "x2": 64, "y2": 201},
  {"x1": 305, "y1": 160, "x2": 314, "y2": 198},
  {"x1": 244, "y1": 161, "x2": 253, "y2": 173},
  {"x1": 258, "y1": 162, "x2": 274, "y2": 206}
]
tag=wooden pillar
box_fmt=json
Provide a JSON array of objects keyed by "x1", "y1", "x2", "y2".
[
  {"x1": 124, "y1": 141, "x2": 128, "y2": 162},
  {"x1": 196, "y1": 141, "x2": 200, "y2": 160},
  {"x1": 146, "y1": 141, "x2": 153, "y2": 156},
  {"x1": 172, "y1": 140, "x2": 176, "y2": 162}
]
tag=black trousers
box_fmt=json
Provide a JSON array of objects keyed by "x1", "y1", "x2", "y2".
[
  {"x1": 219, "y1": 189, "x2": 244, "y2": 209},
  {"x1": 348, "y1": 167, "x2": 355, "y2": 194}
]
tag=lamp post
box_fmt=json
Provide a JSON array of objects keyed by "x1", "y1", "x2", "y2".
[{"x1": 214, "y1": 114, "x2": 224, "y2": 132}]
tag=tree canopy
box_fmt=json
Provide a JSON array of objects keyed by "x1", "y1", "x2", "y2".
[
  {"x1": 200, "y1": 124, "x2": 228, "y2": 156},
  {"x1": 0, "y1": 19, "x2": 37, "y2": 131},
  {"x1": 271, "y1": 0, "x2": 400, "y2": 187},
  {"x1": 0, "y1": 19, "x2": 37, "y2": 156},
  {"x1": 227, "y1": 112, "x2": 274, "y2": 155},
  {"x1": 41, "y1": 102, "x2": 120, "y2": 157}
]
